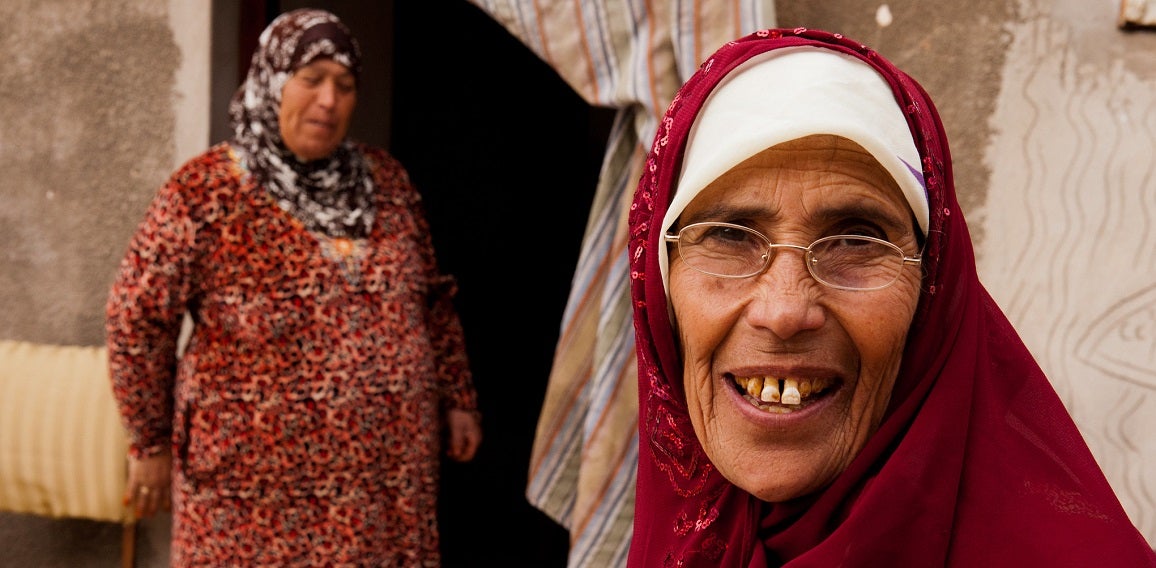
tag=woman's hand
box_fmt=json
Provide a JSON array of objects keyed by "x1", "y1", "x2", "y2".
[
  {"x1": 124, "y1": 449, "x2": 172, "y2": 518},
  {"x1": 445, "y1": 408, "x2": 482, "y2": 462}
]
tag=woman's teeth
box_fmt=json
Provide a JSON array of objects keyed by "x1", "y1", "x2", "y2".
[{"x1": 736, "y1": 376, "x2": 833, "y2": 408}]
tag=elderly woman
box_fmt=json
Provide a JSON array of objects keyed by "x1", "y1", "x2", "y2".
[
  {"x1": 106, "y1": 9, "x2": 481, "y2": 566},
  {"x1": 625, "y1": 29, "x2": 1156, "y2": 566}
]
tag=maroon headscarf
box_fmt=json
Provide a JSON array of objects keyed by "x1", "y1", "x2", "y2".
[{"x1": 626, "y1": 28, "x2": 1156, "y2": 567}]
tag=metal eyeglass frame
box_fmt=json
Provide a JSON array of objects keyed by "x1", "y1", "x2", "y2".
[{"x1": 664, "y1": 221, "x2": 922, "y2": 291}]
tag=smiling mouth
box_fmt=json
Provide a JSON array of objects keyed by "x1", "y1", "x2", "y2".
[{"x1": 732, "y1": 376, "x2": 836, "y2": 413}]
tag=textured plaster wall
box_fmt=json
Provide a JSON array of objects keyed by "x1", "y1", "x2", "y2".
[
  {"x1": 0, "y1": 0, "x2": 183, "y2": 346},
  {"x1": 0, "y1": 1, "x2": 203, "y2": 566}
]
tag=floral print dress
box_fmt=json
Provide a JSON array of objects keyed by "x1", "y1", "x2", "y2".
[{"x1": 106, "y1": 142, "x2": 477, "y2": 567}]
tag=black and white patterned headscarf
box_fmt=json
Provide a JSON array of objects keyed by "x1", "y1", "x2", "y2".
[{"x1": 228, "y1": 8, "x2": 374, "y2": 238}]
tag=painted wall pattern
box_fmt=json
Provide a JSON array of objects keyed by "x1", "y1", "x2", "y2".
[{"x1": 981, "y1": 0, "x2": 1156, "y2": 540}]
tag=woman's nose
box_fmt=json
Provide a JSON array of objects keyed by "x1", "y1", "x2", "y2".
[
  {"x1": 316, "y1": 81, "x2": 337, "y2": 107},
  {"x1": 743, "y1": 250, "x2": 825, "y2": 338}
]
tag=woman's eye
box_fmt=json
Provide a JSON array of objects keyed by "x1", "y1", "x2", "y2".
[
  {"x1": 832, "y1": 236, "x2": 877, "y2": 249},
  {"x1": 704, "y1": 226, "x2": 753, "y2": 244},
  {"x1": 829, "y1": 221, "x2": 886, "y2": 241}
]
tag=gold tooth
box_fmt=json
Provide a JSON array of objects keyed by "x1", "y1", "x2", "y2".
[{"x1": 745, "y1": 377, "x2": 763, "y2": 398}]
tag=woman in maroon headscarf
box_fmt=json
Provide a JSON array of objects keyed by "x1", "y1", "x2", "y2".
[
  {"x1": 106, "y1": 9, "x2": 481, "y2": 566},
  {"x1": 626, "y1": 28, "x2": 1156, "y2": 567}
]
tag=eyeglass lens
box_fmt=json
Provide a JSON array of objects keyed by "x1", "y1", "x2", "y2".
[{"x1": 674, "y1": 223, "x2": 907, "y2": 290}]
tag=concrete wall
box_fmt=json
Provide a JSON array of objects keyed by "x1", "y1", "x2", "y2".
[
  {"x1": 1, "y1": 0, "x2": 1152, "y2": 566},
  {"x1": 0, "y1": 0, "x2": 192, "y2": 347},
  {"x1": 0, "y1": 1, "x2": 203, "y2": 566}
]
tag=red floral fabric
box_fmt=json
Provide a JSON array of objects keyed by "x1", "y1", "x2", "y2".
[
  {"x1": 106, "y1": 142, "x2": 476, "y2": 566},
  {"x1": 626, "y1": 28, "x2": 1156, "y2": 567}
]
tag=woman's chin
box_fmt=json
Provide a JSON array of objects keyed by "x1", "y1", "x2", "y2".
[{"x1": 719, "y1": 450, "x2": 832, "y2": 503}]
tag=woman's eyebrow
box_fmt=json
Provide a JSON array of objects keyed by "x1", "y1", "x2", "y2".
[
  {"x1": 679, "y1": 199, "x2": 910, "y2": 232},
  {"x1": 812, "y1": 200, "x2": 911, "y2": 232},
  {"x1": 679, "y1": 203, "x2": 774, "y2": 226}
]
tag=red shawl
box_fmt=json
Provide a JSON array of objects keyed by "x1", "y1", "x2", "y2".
[{"x1": 626, "y1": 28, "x2": 1156, "y2": 567}]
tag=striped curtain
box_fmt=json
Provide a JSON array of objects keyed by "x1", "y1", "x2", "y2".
[{"x1": 463, "y1": 2, "x2": 776, "y2": 565}]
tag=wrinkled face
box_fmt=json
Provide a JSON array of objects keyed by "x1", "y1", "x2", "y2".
[
  {"x1": 279, "y1": 58, "x2": 357, "y2": 161},
  {"x1": 668, "y1": 135, "x2": 922, "y2": 502}
]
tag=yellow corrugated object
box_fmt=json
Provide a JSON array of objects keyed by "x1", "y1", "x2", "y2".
[{"x1": 0, "y1": 340, "x2": 130, "y2": 522}]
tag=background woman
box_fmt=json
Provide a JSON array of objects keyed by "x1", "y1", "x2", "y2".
[{"x1": 106, "y1": 9, "x2": 481, "y2": 566}]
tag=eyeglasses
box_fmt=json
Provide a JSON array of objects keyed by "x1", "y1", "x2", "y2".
[{"x1": 665, "y1": 221, "x2": 922, "y2": 291}]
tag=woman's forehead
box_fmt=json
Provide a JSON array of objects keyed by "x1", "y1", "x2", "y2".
[
  {"x1": 295, "y1": 58, "x2": 354, "y2": 75},
  {"x1": 695, "y1": 137, "x2": 902, "y2": 200},
  {"x1": 682, "y1": 138, "x2": 913, "y2": 230}
]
